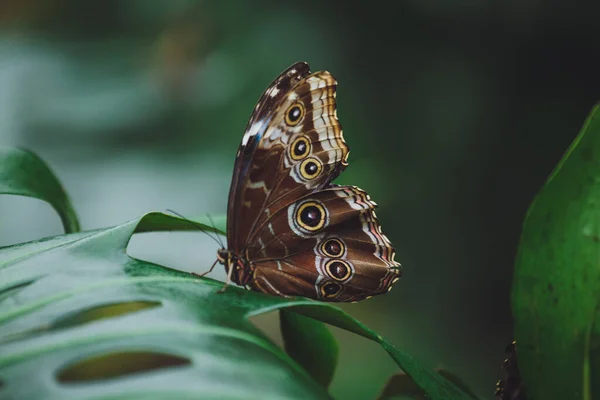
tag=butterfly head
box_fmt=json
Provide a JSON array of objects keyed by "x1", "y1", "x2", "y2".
[{"x1": 216, "y1": 248, "x2": 228, "y2": 263}]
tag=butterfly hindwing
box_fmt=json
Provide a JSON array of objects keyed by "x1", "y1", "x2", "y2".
[{"x1": 247, "y1": 185, "x2": 401, "y2": 302}]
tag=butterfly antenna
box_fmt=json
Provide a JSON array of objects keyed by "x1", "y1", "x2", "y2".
[
  {"x1": 206, "y1": 213, "x2": 225, "y2": 248},
  {"x1": 165, "y1": 209, "x2": 222, "y2": 247}
]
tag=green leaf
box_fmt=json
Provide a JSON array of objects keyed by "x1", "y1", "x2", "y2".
[
  {"x1": 0, "y1": 212, "x2": 473, "y2": 399},
  {"x1": 512, "y1": 104, "x2": 600, "y2": 399},
  {"x1": 280, "y1": 309, "x2": 338, "y2": 388},
  {"x1": 375, "y1": 370, "x2": 481, "y2": 400},
  {"x1": 0, "y1": 147, "x2": 80, "y2": 233}
]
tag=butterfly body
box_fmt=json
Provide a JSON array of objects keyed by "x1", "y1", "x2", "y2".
[{"x1": 218, "y1": 62, "x2": 401, "y2": 302}]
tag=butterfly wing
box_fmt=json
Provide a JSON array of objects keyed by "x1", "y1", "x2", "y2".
[
  {"x1": 246, "y1": 185, "x2": 401, "y2": 302},
  {"x1": 226, "y1": 62, "x2": 348, "y2": 253},
  {"x1": 225, "y1": 61, "x2": 400, "y2": 301}
]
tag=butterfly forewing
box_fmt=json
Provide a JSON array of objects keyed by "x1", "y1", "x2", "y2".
[
  {"x1": 227, "y1": 63, "x2": 348, "y2": 253},
  {"x1": 220, "y1": 62, "x2": 401, "y2": 302},
  {"x1": 226, "y1": 62, "x2": 311, "y2": 251}
]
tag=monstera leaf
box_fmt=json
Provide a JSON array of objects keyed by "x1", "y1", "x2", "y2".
[
  {"x1": 0, "y1": 147, "x2": 474, "y2": 399},
  {"x1": 0, "y1": 147, "x2": 79, "y2": 233},
  {"x1": 513, "y1": 104, "x2": 600, "y2": 399}
]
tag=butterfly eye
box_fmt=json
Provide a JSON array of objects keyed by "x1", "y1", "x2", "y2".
[
  {"x1": 320, "y1": 281, "x2": 342, "y2": 298},
  {"x1": 290, "y1": 136, "x2": 311, "y2": 160},
  {"x1": 325, "y1": 260, "x2": 352, "y2": 281},
  {"x1": 321, "y1": 238, "x2": 345, "y2": 258},
  {"x1": 285, "y1": 103, "x2": 305, "y2": 126},
  {"x1": 295, "y1": 201, "x2": 327, "y2": 232},
  {"x1": 299, "y1": 157, "x2": 322, "y2": 180}
]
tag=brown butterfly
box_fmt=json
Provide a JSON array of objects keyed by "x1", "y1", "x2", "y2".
[{"x1": 205, "y1": 62, "x2": 401, "y2": 302}]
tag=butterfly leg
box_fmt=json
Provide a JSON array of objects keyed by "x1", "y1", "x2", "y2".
[
  {"x1": 217, "y1": 261, "x2": 234, "y2": 293},
  {"x1": 192, "y1": 258, "x2": 218, "y2": 278}
]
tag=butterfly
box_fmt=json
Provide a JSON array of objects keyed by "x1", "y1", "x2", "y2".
[{"x1": 206, "y1": 62, "x2": 401, "y2": 302}]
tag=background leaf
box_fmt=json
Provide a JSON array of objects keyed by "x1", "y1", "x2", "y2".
[
  {"x1": 280, "y1": 309, "x2": 338, "y2": 388},
  {"x1": 375, "y1": 370, "x2": 481, "y2": 400},
  {"x1": 512, "y1": 104, "x2": 600, "y2": 399},
  {"x1": 0, "y1": 212, "x2": 474, "y2": 400},
  {"x1": 282, "y1": 305, "x2": 475, "y2": 400},
  {"x1": 0, "y1": 147, "x2": 80, "y2": 233}
]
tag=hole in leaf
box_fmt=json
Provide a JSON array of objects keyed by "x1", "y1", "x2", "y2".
[
  {"x1": 0, "y1": 280, "x2": 34, "y2": 302},
  {"x1": 57, "y1": 351, "x2": 190, "y2": 383},
  {"x1": 128, "y1": 231, "x2": 225, "y2": 279},
  {"x1": 249, "y1": 311, "x2": 284, "y2": 348},
  {"x1": 52, "y1": 301, "x2": 161, "y2": 329},
  {"x1": 0, "y1": 196, "x2": 64, "y2": 246},
  {"x1": 1, "y1": 301, "x2": 162, "y2": 344}
]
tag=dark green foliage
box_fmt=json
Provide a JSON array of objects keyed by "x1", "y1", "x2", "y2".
[
  {"x1": 513, "y1": 105, "x2": 600, "y2": 399},
  {"x1": 0, "y1": 147, "x2": 79, "y2": 233}
]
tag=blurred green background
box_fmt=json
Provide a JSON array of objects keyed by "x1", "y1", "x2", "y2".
[{"x1": 1, "y1": 1, "x2": 598, "y2": 399}]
